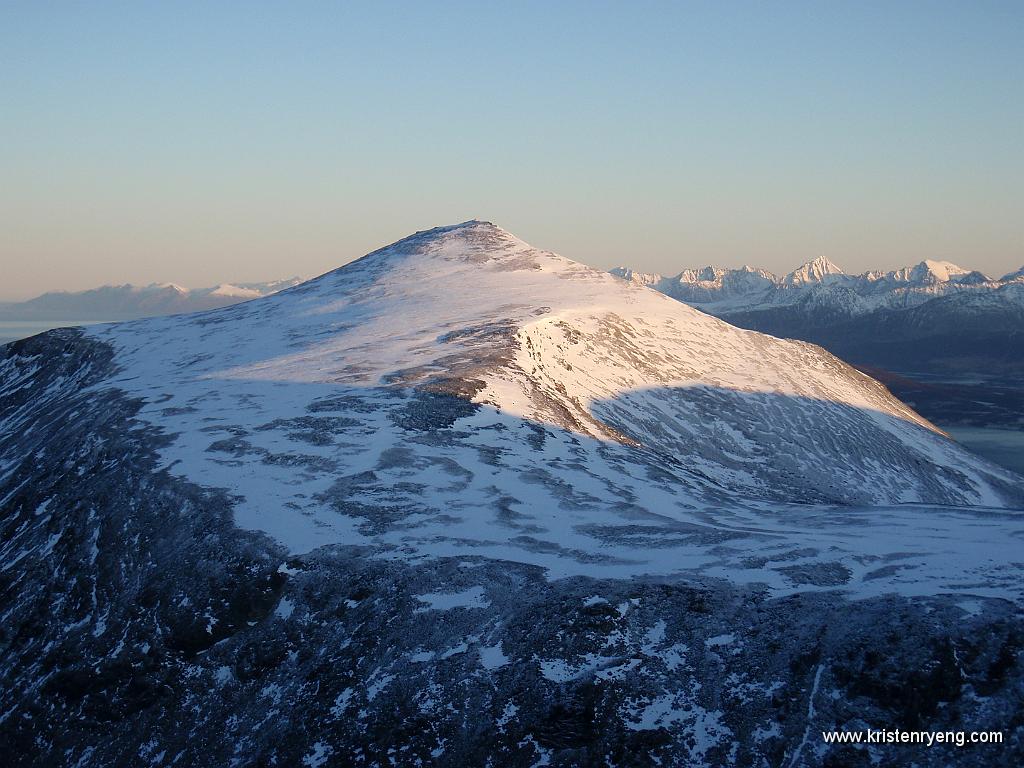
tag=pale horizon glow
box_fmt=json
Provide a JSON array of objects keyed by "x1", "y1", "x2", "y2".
[{"x1": 2, "y1": 1, "x2": 1022, "y2": 300}]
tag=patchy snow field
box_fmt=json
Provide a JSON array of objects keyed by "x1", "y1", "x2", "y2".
[{"x1": 66, "y1": 221, "x2": 1023, "y2": 602}]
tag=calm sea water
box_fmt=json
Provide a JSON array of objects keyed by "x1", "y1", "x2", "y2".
[
  {"x1": 0, "y1": 319, "x2": 112, "y2": 346},
  {"x1": 943, "y1": 426, "x2": 1024, "y2": 477},
  {"x1": 888, "y1": 369, "x2": 1024, "y2": 479}
]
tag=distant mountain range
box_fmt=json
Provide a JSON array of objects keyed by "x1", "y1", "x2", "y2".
[
  {"x1": 0, "y1": 278, "x2": 304, "y2": 320},
  {"x1": 611, "y1": 258, "x2": 1024, "y2": 380}
]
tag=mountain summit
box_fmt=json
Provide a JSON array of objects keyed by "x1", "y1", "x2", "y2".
[
  {"x1": 3, "y1": 222, "x2": 1024, "y2": 766},
  {"x1": 783, "y1": 256, "x2": 846, "y2": 286},
  {"x1": 907, "y1": 259, "x2": 973, "y2": 284},
  {"x1": 6, "y1": 220, "x2": 1021, "y2": 559},
  {"x1": 69, "y1": 221, "x2": 1024, "y2": 526}
]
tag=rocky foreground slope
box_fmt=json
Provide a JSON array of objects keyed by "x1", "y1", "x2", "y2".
[{"x1": 1, "y1": 222, "x2": 1022, "y2": 766}]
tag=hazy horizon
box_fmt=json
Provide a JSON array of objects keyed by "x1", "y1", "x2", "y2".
[
  {"x1": 2, "y1": 218, "x2": 1024, "y2": 303},
  {"x1": 3, "y1": 2, "x2": 1022, "y2": 300}
]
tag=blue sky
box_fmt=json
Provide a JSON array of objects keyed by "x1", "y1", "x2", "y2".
[{"x1": 2, "y1": 1, "x2": 1021, "y2": 297}]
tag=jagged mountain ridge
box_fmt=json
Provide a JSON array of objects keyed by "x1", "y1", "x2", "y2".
[{"x1": 611, "y1": 256, "x2": 1021, "y2": 314}]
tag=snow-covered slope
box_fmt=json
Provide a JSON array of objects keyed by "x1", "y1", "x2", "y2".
[
  {"x1": 3, "y1": 222, "x2": 1024, "y2": 767},
  {"x1": 58, "y1": 221, "x2": 1017, "y2": 573}
]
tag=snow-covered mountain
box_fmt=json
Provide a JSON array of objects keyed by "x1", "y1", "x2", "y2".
[
  {"x1": 2, "y1": 222, "x2": 1023, "y2": 767},
  {"x1": 781, "y1": 256, "x2": 846, "y2": 287},
  {"x1": 1001, "y1": 265, "x2": 1024, "y2": 282},
  {"x1": 0, "y1": 278, "x2": 303, "y2": 320},
  {"x1": 78, "y1": 223, "x2": 1021, "y2": 514}
]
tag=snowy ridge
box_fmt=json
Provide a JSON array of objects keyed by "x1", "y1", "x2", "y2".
[
  {"x1": 3, "y1": 223, "x2": 1024, "y2": 766},
  {"x1": 46, "y1": 220, "x2": 1020, "y2": 600}
]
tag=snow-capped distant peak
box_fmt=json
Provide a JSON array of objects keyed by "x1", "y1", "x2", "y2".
[
  {"x1": 153, "y1": 282, "x2": 189, "y2": 293},
  {"x1": 209, "y1": 283, "x2": 264, "y2": 299},
  {"x1": 676, "y1": 266, "x2": 725, "y2": 283},
  {"x1": 999, "y1": 265, "x2": 1024, "y2": 283},
  {"x1": 908, "y1": 259, "x2": 971, "y2": 284},
  {"x1": 609, "y1": 266, "x2": 663, "y2": 287},
  {"x1": 783, "y1": 256, "x2": 845, "y2": 286}
]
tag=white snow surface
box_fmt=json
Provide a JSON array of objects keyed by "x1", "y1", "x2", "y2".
[
  {"x1": 82, "y1": 221, "x2": 1023, "y2": 600},
  {"x1": 415, "y1": 586, "x2": 490, "y2": 612}
]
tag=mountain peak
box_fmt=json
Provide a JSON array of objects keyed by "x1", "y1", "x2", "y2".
[
  {"x1": 783, "y1": 256, "x2": 845, "y2": 285},
  {"x1": 348, "y1": 220, "x2": 524, "y2": 264},
  {"x1": 398, "y1": 219, "x2": 515, "y2": 246},
  {"x1": 1001, "y1": 265, "x2": 1024, "y2": 283},
  {"x1": 908, "y1": 259, "x2": 970, "y2": 284},
  {"x1": 153, "y1": 282, "x2": 188, "y2": 293},
  {"x1": 312, "y1": 220, "x2": 566, "y2": 293}
]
